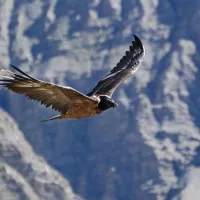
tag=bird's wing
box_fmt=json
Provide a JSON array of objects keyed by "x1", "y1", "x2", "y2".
[
  {"x1": 87, "y1": 35, "x2": 145, "y2": 97},
  {"x1": 0, "y1": 65, "x2": 98, "y2": 114}
]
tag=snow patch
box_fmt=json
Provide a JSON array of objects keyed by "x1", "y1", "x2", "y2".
[{"x1": 181, "y1": 167, "x2": 200, "y2": 200}]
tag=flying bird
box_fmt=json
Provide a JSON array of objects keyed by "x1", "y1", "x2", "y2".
[{"x1": 0, "y1": 35, "x2": 145, "y2": 122}]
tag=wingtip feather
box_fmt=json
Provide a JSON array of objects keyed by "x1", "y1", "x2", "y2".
[
  {"x1": 133, "y1": 34, "x2": 145, "y2": 54},
  {"x1": 133, "y1": 35, "x2": 142, "y2": 44},
  {"x1": 10, "y1": 64, "x2": 37, "y2": 81}
]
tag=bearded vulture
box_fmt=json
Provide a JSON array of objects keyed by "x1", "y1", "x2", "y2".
[{"x1": 0, "y1": 35, "x2": 145, "y2": 122}]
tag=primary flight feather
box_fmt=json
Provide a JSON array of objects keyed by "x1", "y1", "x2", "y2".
[{"x1": 0, "y1": 35, "x2": 145, "y2": 122}]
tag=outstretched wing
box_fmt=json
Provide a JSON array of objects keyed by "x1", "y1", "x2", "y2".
[
  {"x1": 87, "y1": 35, "x2": 145, "y2": 97},
  {"x1": 0, "y1": 65, "x2": 98, "y2": 114}
]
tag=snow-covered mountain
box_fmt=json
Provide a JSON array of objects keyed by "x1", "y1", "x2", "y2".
[
  {"x1": 0, "y1": 0, "x2": 200, "y2": 200},
  {"x1": 0, "y1": 109, "x2": 82, "y2": 200}
]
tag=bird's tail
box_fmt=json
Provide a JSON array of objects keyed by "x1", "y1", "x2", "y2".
[{"x1": 41, "y1": 115, "x2": 64, "y2": 122}]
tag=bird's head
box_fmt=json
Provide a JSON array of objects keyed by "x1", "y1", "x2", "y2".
[{"x1": 98, "y1": 96, "x2": 118, "y2": 110}]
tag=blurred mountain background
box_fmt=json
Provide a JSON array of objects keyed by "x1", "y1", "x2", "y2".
[{"x1": 0, "y1": 0, "x2": 200, "y2": 200}]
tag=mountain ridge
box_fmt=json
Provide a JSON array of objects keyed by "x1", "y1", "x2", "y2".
[{"x1": 0, "y1": 1, "x2": 200, "y2": 200}]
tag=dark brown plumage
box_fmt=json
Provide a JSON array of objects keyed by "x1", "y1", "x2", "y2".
[{"x1": 0, "y1": 35, "x2": 145, "y2": 122}]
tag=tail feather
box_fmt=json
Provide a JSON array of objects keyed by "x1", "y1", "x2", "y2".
[{"x1": 41, "y1": 115, "x2": 63, "y2": 122}]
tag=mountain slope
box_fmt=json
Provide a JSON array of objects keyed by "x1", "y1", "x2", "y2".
[
  {"x1": 0, "y1": 1, "x2": 200, "y2": 200},
  {"x1": 0, "y1": 108, "x2": 82, "y2": 200}
]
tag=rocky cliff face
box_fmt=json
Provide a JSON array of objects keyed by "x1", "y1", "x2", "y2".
[
  {"x1": 0, "y1": 109, "x2": 82, "y2": 200},
  {"x1": 0, "y1": 0, "x2": 200, "y2": 200}
]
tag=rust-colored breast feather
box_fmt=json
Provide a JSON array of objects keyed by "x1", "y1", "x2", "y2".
[
  {"x1": 0, "y1": 35, "x2": 144, "y2": 122},
  {"x1": 64, "y1": 100, "x2": 101, "y2": 119}
]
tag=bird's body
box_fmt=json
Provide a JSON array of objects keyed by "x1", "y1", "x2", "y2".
[
  {"x1": 0, "y1": 35, "x2": 145, "y2": 122},
  {"x1": 57, "y1": 96, "x2": 101, "y2": 119}
]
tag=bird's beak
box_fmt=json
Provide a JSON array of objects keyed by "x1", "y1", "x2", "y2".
[{"x1": 113, "y1": 103, "x2": 118, "y2": 108}]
